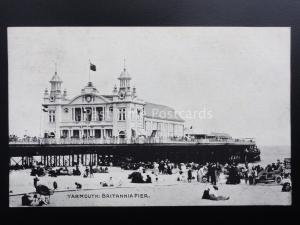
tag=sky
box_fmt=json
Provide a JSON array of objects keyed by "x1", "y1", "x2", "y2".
[{"x1": 8, "y1": 27, "x2": 290, "y2": 146}]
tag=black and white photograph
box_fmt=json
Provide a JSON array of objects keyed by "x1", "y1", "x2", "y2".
[{"x1": 8, "y1": 27, "x2": 291, "y2": 207}]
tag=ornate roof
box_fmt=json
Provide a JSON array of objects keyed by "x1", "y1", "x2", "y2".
[
  {"x1": 119, "y1": 68, "x2": 131, "y2": 79},
  {"x1": 68, "y1": 93, "x2": 111, "y2": 105}
]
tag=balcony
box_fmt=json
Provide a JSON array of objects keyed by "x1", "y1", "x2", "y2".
[{"x1": 9, "y1": 136, "x2": 256, "y2": 145}]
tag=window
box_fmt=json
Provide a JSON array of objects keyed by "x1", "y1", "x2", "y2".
[
  {"x1": 119, "y1": 109, "x2": 121, "y2": 120},
  {"x1": 107, "y1": 129, "x2": 112, "y2": 138},
  {"x1": 75, "y1": 108, "x2": 81, "y2": 121},
  {"x1": 62, "y1": 130, "x2": 68, "y2": 138},
  {"x1": 85, "y1": 107, "x2": 92, "y2": 121},
  {"x1": 49, "y1": 110, "x2": 55, "y2": 123},
  {"x1": 73, "y1": 130, "x2": 79, "y2": 138},
  {"x1": 108, "y1": 106, "x2": 113, "y2": 120},
  {"x1": 96, "y1": 107, "x2": 104, "y2": 121},
  {"x1": 119, "y1": 108, "x2": 126, "y2": 121},
  {"x1": 95, "y1": 129, "x2": 101, "y2": 138},
  {"x1": 137, "y1": 108, "x2": 143, "y2": 120}
]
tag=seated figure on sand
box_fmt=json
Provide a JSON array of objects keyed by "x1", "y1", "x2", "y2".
[
  {"x1": 202, "y1": 185, "x2": 230, "y2": 201},
  {"x1": 75, "y1": 182, "x2": 82, "y2": 189}
]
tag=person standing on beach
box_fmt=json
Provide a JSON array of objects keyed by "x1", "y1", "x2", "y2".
[
  {"x1": 244, "y1": 167, "x2": 249, "y2": 184},
  {"x1": 153, "y1": 162, "x2": 159, "y2": 176},
  {"x1": 83, "y1": 166, "x2": 89, "y2": 178},
  {"x1": 211, "y1": 164, "x2": 217, "y2": 185},
  {"x1": 33, "y1": 175, "x2": 39, "y2": 189},
  {"x1": 197, "y1": 166, "x2": 203, "y2": 182},
  {"x1": 207, "y1": 163, "x2": 212, "y2": 183},
  {"x1": 109, "y1": 177, "x2": 114, "y2": 186},
  {"x1": 216, "y1": 163, "x2": 221, "y2": 183},
  {"x1": 89, "y1": 163, "x2": 94, "y2": 178},
  {"x1": 248, "y1": 167, "x2": 253, "y2": 185},
  {"x1": 253, "y1": 168, "x2": 257, "y2": 185},
  {"x1": 188, "y1": 168, "x2": 192, "y2": 183},
  {"x1": 53, "y1": 181, "x2": 58, "y2": 190}
]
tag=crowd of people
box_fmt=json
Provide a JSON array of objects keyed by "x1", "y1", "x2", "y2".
[
  {"x1": 17, "y1": 157, "x2": 291, "y2": 206},
  {"x1": 26, "y1": 158, "x2": 291, "y2": 187}
]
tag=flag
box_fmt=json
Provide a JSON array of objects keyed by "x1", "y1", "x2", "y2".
[{"x1": 90, "y1": 63, "x2": 96, "y2": 71}]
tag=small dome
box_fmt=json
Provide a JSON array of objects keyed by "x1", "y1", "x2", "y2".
[
  {"x1": 50, "y1": 72, "x2": 63, "y2": 82},
  {"x1": 119, "y1": 68, "x2": 130, "y2": 78}
]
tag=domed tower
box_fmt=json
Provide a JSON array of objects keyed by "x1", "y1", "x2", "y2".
[
  {"x1": 118, "y1": 60, "x2": 132, "y2": 98},
  {"x1": 49, "y1": 70, "x2": 63, "y2": 101}
]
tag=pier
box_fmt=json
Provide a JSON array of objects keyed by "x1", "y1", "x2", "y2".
[{"x1": 9, "y1": 140, "x2": 260, "y2": 168}]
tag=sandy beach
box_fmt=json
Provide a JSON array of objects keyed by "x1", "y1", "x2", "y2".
[{"x1": 9, "y1": 167, "x2": 291, "y2": 207}]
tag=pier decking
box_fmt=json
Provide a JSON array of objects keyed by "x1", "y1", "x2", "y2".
[{"x1": 9, "y1": 138, "x2": 259, "y2": 167}]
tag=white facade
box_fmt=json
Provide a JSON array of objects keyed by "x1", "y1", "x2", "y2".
[{"x1": 42, "y1": 65, "x2": 185, "y2": 141}]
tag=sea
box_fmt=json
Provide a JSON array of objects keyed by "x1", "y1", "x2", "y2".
[{"x1": 255, "y1": 145, "x2": 291, "y2": 166}]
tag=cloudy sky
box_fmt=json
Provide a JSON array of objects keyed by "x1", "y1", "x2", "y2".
[{"x1": 8, "y1": 27, "x2": 290, "y2": 146}]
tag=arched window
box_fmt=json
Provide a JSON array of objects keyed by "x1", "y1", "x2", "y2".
[
  {"x1": 49, "y1": 132, "x2": 55, "y2": 138},
  {"x1": 119, "y1": 131, "x2": 126, "y2": 138},
  {"x1": 119, "y1": 108, "x2": 126, "y2": 121}
]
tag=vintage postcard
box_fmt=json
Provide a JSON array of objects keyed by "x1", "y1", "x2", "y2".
[{"x1": 8, "y1": 27, "x2": 291, "y2": 206}]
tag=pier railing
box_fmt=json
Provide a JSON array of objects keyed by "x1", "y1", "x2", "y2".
[{"x1": 9, "y1": 137, "x2": 256, "y2": 145}]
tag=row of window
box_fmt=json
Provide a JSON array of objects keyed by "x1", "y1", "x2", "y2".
[
  {"x1": 73, "y1": 107, "x2": 108, "y2": 122},
  {"x1": 49, "y1": 107, "x2": 143, "y2": 123},
  {"x1": 145, "y1": 121, "x2": 184, "y2": 134},
  {"x1": 61, "y1": 129, "x2": 113, "y2": 138}
]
